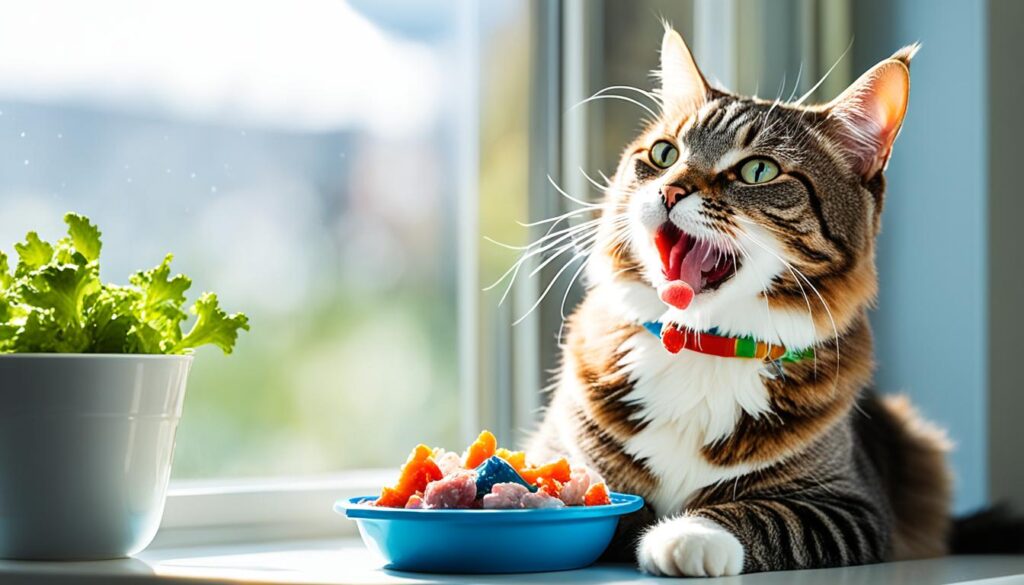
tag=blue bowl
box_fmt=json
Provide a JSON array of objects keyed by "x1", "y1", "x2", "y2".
[{"x1": 335, "y1": 493, "x2": 644, "y2": 574}]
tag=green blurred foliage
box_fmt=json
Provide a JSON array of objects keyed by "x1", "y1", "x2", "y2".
[{"x1": 173, "y1": 289, "x2": 457, "y2": 478}]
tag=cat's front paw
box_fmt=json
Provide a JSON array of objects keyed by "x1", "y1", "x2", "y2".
[{"x1": 637, "y1": 516, "x2": 744, "y2": 577}]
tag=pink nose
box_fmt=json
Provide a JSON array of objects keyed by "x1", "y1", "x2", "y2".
[{"x1": 661, "y1": 185, "x2": 689, "y2": 211}]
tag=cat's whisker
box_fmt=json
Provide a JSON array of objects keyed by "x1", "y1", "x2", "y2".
[
  {"x1": 598, "y1": 169, "x2": 614, "y2": 185},
  {"x1": 794, "y1": 38, "x2": 854, "y2": 105},
  {"x1": 484, "y1": 216, "x2": 603, "y2": 253},
  {"x1": 482, "y1": 236, "x2": 532, "y2": 252},
  {"x1": 733, "y1": 218, "x2": 821, "y2": 377},
  {"x1": 787, "y1": 62, "x2": 805, "y2": 104},
  {"x1": 487, "y1": 209, "x2": 630, "y2": 311},
  {"x1": 732, "y1": 215, "x2": 798, "y2": 242},
  {"x1": 493, "y1": 262, "x2": 522, "y2": 307},
  {"x1": 590, "y1": 84, "x2": 664, "y2": 107},
  {"x1": 578, "y1": 167, "x2": 614, "y2": 193},
  {"x1": 488, "y1": 238, "x2": 574, "y2": 307},
  {"x1": 555, "y1": 251, "x2": 641, "y2": 346},
  {"x1": 482, "y1": 219, "x2": 603, "y2": 297},
  {"x1": 556, "y1": 221, "x2": 636, "y2": 334},
  {"x1": 528, "y1": 231, "x2": 600, "y2": 278},
  {"x1": 529, "y1": 202, "x2": 630, "y2": 246},
  {"x1": 738, "y1": 229, "x2": 840, "y2": 387},
  {"x1": 772, "y1": 70, "x2": 788, "y2": 107},
  {"x1": 757, "y1": 112, "x2": 789, "y2": 145},
  {"x1": 727, "y1": 246, "x2": 778, "y2": 370},
  {"x1": 732, "y1": 239, "x2": 779, "y2": 343},
  {"x1": 513, "y1": 245, "x2": 593, "y2": 326},
  {"x1": 742, "y1": 255, "x2": 784, "y2": 368},
  {"x1": 515, "y1": 206, "x2": 598, "y2": 228},
  {"x1": 547, "y1": 174, "x2": 602, "y2": 209},
  {"x1": 558, "y1": 253, "x2": 591, "y2": 320},
  {"x1": 570, "y1": 93, "x2": 659, "y2": 119},
  {"x1": 525, "y1": 213, "x2": 629, "y2": 259}
]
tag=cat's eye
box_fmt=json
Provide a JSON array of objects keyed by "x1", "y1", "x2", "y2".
[
  {"x1": 649, "y1": 140, "x2": 679, "y2": 169},
  {"x1": 738, "y1": 158, "x2": 780, "y2": 184}
]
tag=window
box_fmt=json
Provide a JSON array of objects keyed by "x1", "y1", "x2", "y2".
[{"x1": 0, "y1": 0, "x2": 526, "y2": 481}]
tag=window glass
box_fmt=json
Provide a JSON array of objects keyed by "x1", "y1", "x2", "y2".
[{"x1": 0, "y1": 0, "x2": 522, "y2": 478}]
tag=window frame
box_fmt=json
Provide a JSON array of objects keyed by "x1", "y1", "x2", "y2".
[{"x1": 153, "y1": 0, "x2": 602, "y2": 544}]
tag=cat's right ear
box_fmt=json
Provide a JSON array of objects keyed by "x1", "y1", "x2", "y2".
[
  {"x1": 657, "y1": 26, "x2": 709, "y2": 117},
  {"x1": 825, "y1": 45, "x2": 916, "y2": 178}
]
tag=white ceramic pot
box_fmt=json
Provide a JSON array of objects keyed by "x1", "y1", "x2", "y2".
[{"x1": 0, "y1": 354, "x2": 192, "y2": 559}]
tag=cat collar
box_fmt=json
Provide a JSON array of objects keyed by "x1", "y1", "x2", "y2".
[{"x1": 642, "y1": 321, "x2": 814, "y2": 363}]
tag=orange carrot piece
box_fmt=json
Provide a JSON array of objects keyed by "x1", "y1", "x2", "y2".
[
  {"x1": 495, "y1": 448, "x2": 526, "y2": 472},
  {"x1": 463, "y1": 430, "x2": 498, "y2": 468},
  {"x1": 376, "y1": 486, "x2": 405, "y2": 508},
  {"x1": 519, "y1": 457, "x2": 572, "y2": 485},
  {"x1": 584, "y1": 482, "x2": 611, "y2": 506},
  {"x1": 536, "y1": 476, "x2": 563, "y2": 497},
  {"x1": 375, "y1": 444, "x2": 443, "y2": 508}
]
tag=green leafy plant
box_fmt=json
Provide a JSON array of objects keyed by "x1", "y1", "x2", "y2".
[{"x1": 0, "y1": 213, "x2": 249, "y2": 354}]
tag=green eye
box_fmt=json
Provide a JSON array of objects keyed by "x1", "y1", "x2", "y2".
[
  {"x1": 739, "y1": 158, "x2": 780, "y2": 184},
  {"x1": 649, "y1": 140, "x2": 679, "y2": 169}
]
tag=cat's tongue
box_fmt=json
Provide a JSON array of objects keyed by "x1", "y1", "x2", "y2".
[
  {"x1": 658, "y1": 281, "x2": 694, "y2": 311},
  {"x1": 654, "y1": 224, "x2": 717, "y2": 310}
]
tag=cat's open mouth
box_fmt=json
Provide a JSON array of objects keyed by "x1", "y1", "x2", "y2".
[{"x1": 653, "y1": 223, "x2": 740, "y2": 309}]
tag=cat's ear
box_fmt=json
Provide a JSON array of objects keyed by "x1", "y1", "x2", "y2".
[
  {"x1": 826, "y1": 44, "x2": 918, "y2": 178},
  {"x1": 657, "y1": 26, "x2": 709, "y2": 117}
]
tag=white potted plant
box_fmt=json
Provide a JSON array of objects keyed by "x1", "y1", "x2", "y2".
[{"x1": 0, "y1": 213, "x2": 249, "y2": 560}]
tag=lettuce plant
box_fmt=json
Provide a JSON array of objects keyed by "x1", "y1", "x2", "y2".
[{"x1": 0, "y1": 213, "x2": 249, "y2": 354}]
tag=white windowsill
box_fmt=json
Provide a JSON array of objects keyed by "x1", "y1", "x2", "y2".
[
  {"x1": 2, "y1": 540, "x2": 1023, "y2": 585},
  {"x1": 153, "y1": 470, "x2": 392, "y2": 548}
]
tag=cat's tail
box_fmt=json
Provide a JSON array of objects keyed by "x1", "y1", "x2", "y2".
[{"x1": 950, "y1": 504, "x2": 1024, "y2": 554}]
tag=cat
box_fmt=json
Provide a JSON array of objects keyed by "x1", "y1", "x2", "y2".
[{"x1": 526, "y1": 26, "x2": 955, "y2": 576}]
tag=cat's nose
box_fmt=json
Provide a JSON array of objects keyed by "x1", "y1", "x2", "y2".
[{"x1": 661, "y1": 185, "x2": 690, "y2": 211}]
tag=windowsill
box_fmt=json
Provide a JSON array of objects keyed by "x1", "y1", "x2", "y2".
[
  {"x1": 1, "y1": 540, "x2": 1023, "y2": 585},
  {"x1": 153, "y1": 471, "x2": 391, "y2": 548}
]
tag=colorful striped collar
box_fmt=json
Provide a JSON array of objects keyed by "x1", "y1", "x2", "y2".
[{"x1": 642, "y1": 321, "x2": 814, "y2": 363}]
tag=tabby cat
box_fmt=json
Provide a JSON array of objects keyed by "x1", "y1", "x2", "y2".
[{"x1": 527, "y1": 27, "x2": 954, "y2": 576}]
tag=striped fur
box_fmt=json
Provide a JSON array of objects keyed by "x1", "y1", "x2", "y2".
[{"x1": 527, "y1": 29, "x2": 950, "y2": 576}]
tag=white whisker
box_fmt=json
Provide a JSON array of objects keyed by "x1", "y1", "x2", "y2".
[
  {"x1": 732, "y1": 239, "x2": 778, "y2": 339},
  {"x1": 547, "y1": 174, "x2": 600, "y2": 208},
  {"x1": 787, "y1": 62, "x2": 805, "y2": 103},
  {"x1": 482, "y1": 220, "x2": 602, "y2": 296},
  {"x1": 795, "y1": 38, "x2": 853, "y2": 105},
  {"x1": 515, "y1": 206, "x2": 597, "y2": 228},
  {"x1": 513, "y1": 246, "x2": 592, "y2": 326},
  {"x1": 732, "y1": 216, "x2": 820, "y2": 375},
  {"x1": 570, "y1": 93, "x2": 659, "y2": 119},
  {"x1": 737, "y1": 227, "x2": 840, "y2": 387},
  {"x1": 484, "y1": 216, "x2": 601, "y2": 252},
  {"x1": 591, "y1": 84, "x2": 664, "y2": 106},
  {"x1": 528, "y1": 232, "x2": 599, "y2": 278},
  {"x1": 578, "y1": 167, "x2": 613, "y2": 193}
]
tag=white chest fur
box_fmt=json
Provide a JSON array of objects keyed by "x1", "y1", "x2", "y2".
[{"x1": 618, "y1": 330, "x2": 773, "y2": 515}]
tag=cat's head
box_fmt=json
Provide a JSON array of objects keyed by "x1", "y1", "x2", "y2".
[{"x1": 590, "y1": 27, "x2": 915, "y2": 348}]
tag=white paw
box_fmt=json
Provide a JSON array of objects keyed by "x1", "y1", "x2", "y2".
[{"x1": 637, "y1": 516, "x2": 744, "y2": 577}]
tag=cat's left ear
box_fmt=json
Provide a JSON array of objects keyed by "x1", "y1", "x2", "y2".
[
  {"x1": 657, "y1": 26, "x2": 709, "y2": 117},
  {"x1": 826, "y1": 44, "x2": 918, "y2": 178}
]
